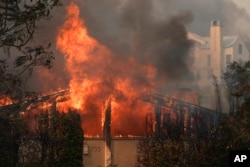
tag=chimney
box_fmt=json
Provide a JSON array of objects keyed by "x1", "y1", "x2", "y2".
[{"x1": 209, "y1": 20, "x2": 223, "y2": 82}]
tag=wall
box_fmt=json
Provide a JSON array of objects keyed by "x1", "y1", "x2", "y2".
[
  {"x1": 83, "y1": 137, "x2": 141, "y2": 167},
  {"x1": 223, "y1": 37, "x2": 249, "y2": 70},
  {"x1": 83, "y1": 138, "x2": 105, "y2": 167},
  {"x1": 112, "y1": 138, "x2": 139, "y2": 167},
  {"x1": 193, "y1": 48, "x2": 211, "y2": 87},
  {"x1": 224, "y1": 47, "x2": 234, "y2": 69},
  {"x1": 232, "y1": 37, "x2": 249, "y2": 62}
]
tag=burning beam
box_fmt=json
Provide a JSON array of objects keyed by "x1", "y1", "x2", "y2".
[{"x1": 0, "y1": 90, "x2": 69, "y2": 113}]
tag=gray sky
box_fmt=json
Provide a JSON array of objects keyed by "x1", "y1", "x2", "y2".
[{"x1": 232, "y1": 0, "x2": 250, "y2": 13}]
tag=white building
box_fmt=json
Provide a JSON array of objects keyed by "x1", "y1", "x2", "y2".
[{"x1": 188, "y1": 20, "x2": 250, "y2": 110}]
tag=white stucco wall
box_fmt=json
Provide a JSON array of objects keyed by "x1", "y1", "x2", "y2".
[{"x1": 83, "y1": 137, "x2": 141, "y2": 167}]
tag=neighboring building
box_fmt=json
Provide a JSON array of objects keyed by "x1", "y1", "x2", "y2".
[
  {"x1": 189, "y1": 20, "x2": 249, "y2": 85},
  {"x1": 188, "y1": 20, "x2": 250, "y2": 110}
]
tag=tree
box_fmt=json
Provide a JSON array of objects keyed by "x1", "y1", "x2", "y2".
[
  {"x1": 0, "y1": 111, "x2": 28, "y2": 167},
  {"x1": 0, "y1": 0, "x2": 61, "y2": 102},
  {"x1": 136, "y1": 113, "x2": 207, "y2": 167},
  {"x1": 222, "y1": 61, "x2": 250, "y2": 148},
  {"x1": 54, "y1": 111, "x2": 83, "y2": 167},
  {"x1": 18, "y1": 109, "x2": 84, "y2": 167},
  {"x1": 0, "y1": 1, "x2": 61, "y2": 166},
  {"x1": 223, "y1": 61, "x2": 250, "y2": 114},
  {"x1": 199, "y1": 61, "x2": 250, "y2": 166}
]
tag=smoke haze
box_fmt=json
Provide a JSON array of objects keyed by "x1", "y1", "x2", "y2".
[{"x1": 28, "y1": 0, "x2": 250, "y2": 92}]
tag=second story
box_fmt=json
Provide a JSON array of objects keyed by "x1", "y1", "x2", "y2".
[
  {"x1": 188, "y1": 20, "x2": 249, "y2": 86},
  {"x1": 223, "y1": 36, "x2": 249, "y2": 68}
]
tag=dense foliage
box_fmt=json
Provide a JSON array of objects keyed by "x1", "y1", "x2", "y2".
[
  {"x1": 17, "y1": 110, "x2": 83, "y2": 167},
  {"x1": 0, "y1": 112, "x2": 28, "y2": 167}
]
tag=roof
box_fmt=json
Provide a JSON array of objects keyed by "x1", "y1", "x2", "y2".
[
  {"x1": 188, "y1": 32, "x2": 239, "y2": 49},
  {"x1": 223, "y1": 36, "x2": 239, "y2": 47},
  {"x1": 188, "y1": 32, "x2": 207, "y2": 45}
]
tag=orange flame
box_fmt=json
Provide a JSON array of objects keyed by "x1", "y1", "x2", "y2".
[
  {"x1": 0, "y1": 96, "x2": 12, "y2": 107},
  {"x1": 56, "y1": 2, "x2": 156, "y2": 136}
]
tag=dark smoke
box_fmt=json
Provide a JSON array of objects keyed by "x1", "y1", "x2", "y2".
[
  {"x1": 146, "y1": 13, "x2": 193, "y2": 80},
  {"x1": 80, "y1": 0, "x2": 194, "y2": 85}
]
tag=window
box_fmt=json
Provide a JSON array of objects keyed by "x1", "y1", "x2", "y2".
[
  {"x1": 226, "y1": 54, "x2": 232, "y2": 65},
  {"x1": 207, "y1": 55, "x2": 211, "y2": 67},
  {"x1": 207, "y1": 69, "x2": 211, "y2": 79},
  {"x1": 238, "y1": 44, "x2": 242, "y2": 55}
]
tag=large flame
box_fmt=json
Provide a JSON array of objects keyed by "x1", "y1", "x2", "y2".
[{"x1": 56, "y1": 2, "x2": 156, "y2": 136}]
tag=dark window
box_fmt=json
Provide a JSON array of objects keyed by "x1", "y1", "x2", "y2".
[
  {"x1": 226, "y1": 54, "x2": 232, "y2": 65},
  {"x1": 207, "y1": 69, "x2": 211, "y2": 79},
  {"x1": 207, "y1": 55, "x2": 211, "y2": 67},
  {"x1": 238, "y1": 44, "x2": 242, "y2": 55}
]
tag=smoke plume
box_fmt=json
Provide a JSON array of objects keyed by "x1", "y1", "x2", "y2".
[{"x1": 80, "y1": 0, "x2": 193, "y2": 84}]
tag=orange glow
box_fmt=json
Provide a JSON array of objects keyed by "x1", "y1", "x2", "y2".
[
  {"x1": 0, "y1": 96, "x2": 12, "y2": 107},
  {"x1": 56, "y1": 2, "x2": 156, "y2": 136}
]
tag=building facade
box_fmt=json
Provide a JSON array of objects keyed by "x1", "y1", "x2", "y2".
[
  {"x1": 188, "y1": 20, "x2": 250, "y2": 110},
  {"x1": 83, "y1": 137, "x2": 140, "y2": 167}
]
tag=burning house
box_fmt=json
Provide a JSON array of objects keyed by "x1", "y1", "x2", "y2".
[
  {"x1": 53, "y1": 2, "x2": 228, "y2": 165},
  {"x1": 0, "y1": 0, "x2": 237, "y2": 166},
  {"x1": 0, "y1": 88, "x2": 224, "y2": 167},
  {"x1": 82, "y1": 92, "x2": 221, "y2": 167},
  {"x1": 0, "y1": 89, "x2": 221, "y2": 166}
]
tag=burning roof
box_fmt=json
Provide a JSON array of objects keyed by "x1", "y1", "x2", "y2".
[{"x1": 54, "y1": 1, "x2": 194, "y2": 137}]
